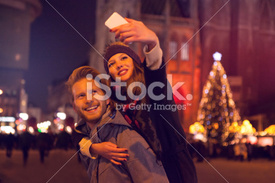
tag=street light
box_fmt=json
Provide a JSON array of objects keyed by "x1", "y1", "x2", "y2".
[
  {"x1": 19, "y1": 113, "x2": 29, "y2": 120},
  {"x1": 0, "y1": 89, "x2": 3, "y2": 95},
  {"x1": 56, "y1": 112, "x2": 66, "y2": 120}
]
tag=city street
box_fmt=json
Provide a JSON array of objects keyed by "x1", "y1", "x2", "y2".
[
  {"x1": 1, "y1": 149, "x2": 275, "y2": 183},
  {"x1": 195, "y1": 158, "x2": 275, "y2": 183},
  {"x1": 0, "y1": 149, "x2": 89, "y2": 183}
]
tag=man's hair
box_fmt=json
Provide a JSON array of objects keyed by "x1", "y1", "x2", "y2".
[{"x1": 66, "y1": 66, "x2": 114, "y2": 110}]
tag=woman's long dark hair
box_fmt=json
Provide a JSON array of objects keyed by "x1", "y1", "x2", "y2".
[{"x1": 109, "y1": 57, "x2": 163, "y2": 160}]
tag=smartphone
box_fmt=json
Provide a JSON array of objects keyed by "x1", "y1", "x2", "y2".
[{"x1": 105, "y1": 12, "x2": 128, "y2": 29}]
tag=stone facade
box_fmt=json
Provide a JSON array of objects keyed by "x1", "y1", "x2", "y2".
[
  {"x1": 0, "y1": 0, "x2": 41, "y2": 117},
  {"x1": 91, "y1": 0, "x2": 201, "y2": 130}
]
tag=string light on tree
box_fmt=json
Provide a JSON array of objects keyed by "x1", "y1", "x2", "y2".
[
  {"x1": 213, "y1": 52, "x2": 222, "y2": 61},
  {"x1": 197, "y1": 52, "x2": 241, "y2": 144}
]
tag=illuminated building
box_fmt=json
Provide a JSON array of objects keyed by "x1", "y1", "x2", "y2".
[
  {"x1": 91, "y1": 0, "x2": 201, "y2": 130},
  {"x1": 0, "y1": 0, "x2": 41, "y2": 132}
]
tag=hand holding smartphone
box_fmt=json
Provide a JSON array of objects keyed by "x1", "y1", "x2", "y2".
[{"x1": 105, "y1": 12, "x2": 128, "y2": 29}]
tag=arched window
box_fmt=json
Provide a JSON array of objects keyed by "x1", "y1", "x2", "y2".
[
  {"x1": 169, "y1": 33, "x2": 179, "y2": 61},
  {"x1": 169, "y1": 40, "x2": 178, "y2": 60},
  {"x1": 180, "y1": 37, "x2": 189, "y2": 61},
  {"x1": 260, "y1": 0, "x2": 273, "y2": 30}
]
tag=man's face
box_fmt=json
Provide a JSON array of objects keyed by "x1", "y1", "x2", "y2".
[{"x1": 72, "y1": 78, "x2": 109, "y2": 125}]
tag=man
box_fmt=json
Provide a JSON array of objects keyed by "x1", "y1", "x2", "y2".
[{"x1": 66, "y1": 66, "x2": 168, "y2": 183}]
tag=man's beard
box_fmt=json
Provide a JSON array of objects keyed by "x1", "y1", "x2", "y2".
[{"x1": 75, "y1": 108, "x2": 93, "y2": 123}]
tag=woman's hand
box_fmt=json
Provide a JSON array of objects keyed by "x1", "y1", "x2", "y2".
[
  {"x1": 91, "y1": 142, "x2": 129, "y2": 165},
  {"x1": 110, "y1": 18, "x2": 158, "y2": 51}
]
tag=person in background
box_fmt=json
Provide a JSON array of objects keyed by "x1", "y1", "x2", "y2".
[
  {"x1": 55, "y1": 130, "x2": 72, "y2": 150},
  {"x1": 19, "y1": 131, "x2": 34, "y2": 166},
  {"x1": 36, "y1": 132, "x2": 53, "y2": 163},
  {"x1": 5, "y1": 133, "x2": 15, "y2": 158}
]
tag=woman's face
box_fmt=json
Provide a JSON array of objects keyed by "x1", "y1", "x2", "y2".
[{"x1": 107, "y1": 53, "x2": 134, "y2": 82}]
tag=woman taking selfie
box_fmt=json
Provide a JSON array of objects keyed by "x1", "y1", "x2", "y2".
[{"x1": 73, "y1": 18, "x2": 197, "y2": 183}]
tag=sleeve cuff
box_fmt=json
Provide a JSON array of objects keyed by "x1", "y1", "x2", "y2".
[
  {"x1": 143, "y1": 41, "x2": 163, "y2": 70},
  {"x1": 79, "y1": 138, "x2": 97, "y2": 159}
]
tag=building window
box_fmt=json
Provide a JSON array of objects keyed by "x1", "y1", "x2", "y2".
[
  {"x1": 180, "y1": 42, "x2": 189, "y2": 61},
  {"x1": 260, "y1": 0, "x2": 272, "y2": 30},
  {"x1": 141, "y1": 0, "x2": 165, "y2": 15},
  {"x1": 169, "y1": 40, "x2": 178, "y2": 60},
  {"x1": 170, "y1": 0, "x2": 190, "y2": 18}
]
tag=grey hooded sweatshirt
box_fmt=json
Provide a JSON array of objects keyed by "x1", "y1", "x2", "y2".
[{"x1": 76, "y1": 109, "x2": 169, "y2": 183}]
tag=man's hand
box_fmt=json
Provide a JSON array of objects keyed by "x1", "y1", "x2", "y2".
[
  {"x1": 91, "y1": 142, "x2": 129, "y2": 165},
  {"x1": 110, "y1": 18, "x2": 158, "y2": 51}
]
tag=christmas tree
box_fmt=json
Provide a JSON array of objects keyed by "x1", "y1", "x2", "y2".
[{"x1": 197, "y1": 52, "x2": 241, "y2": 144}]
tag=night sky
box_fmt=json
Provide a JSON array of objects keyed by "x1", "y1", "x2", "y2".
[{"x1": 25, "y1": 0, "x2": 95, "y2": 111}]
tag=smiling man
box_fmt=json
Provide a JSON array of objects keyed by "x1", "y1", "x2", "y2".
[
  {"x1": 71, "y1": 75, "x2": 109, "y2": 130},
  {"x1": 66, "y1": 66, "x2": 168, "y2": 183}
]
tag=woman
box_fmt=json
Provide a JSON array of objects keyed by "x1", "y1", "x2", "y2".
[{"x1": 73, "y1": 18, "x2": 197, "y2": 183}]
